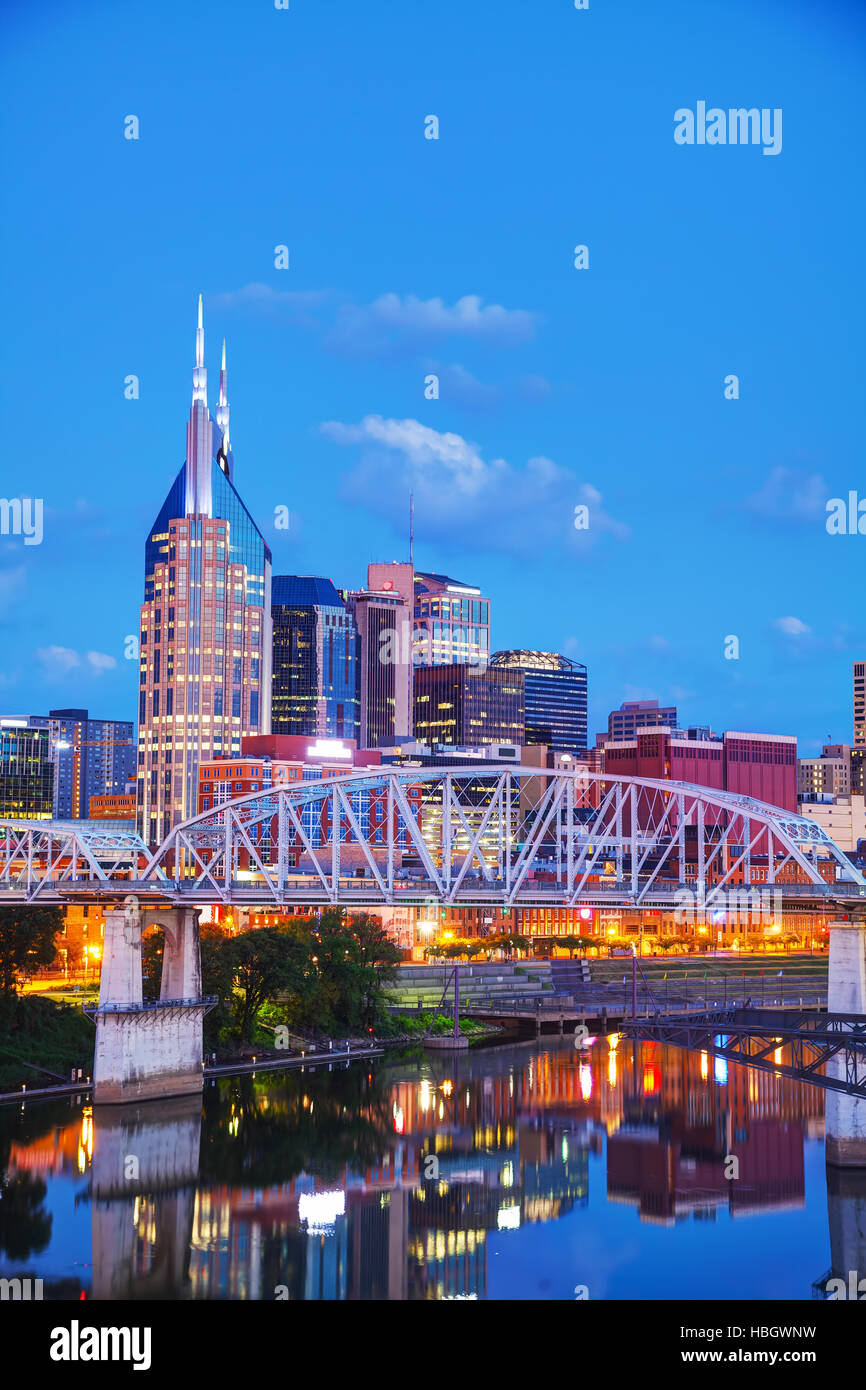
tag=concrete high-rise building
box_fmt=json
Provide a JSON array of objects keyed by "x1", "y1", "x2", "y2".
[
  {"x1": 489, "y1": 651, "x2": 587, "y2": 755},
  {"x1": 854, "y1": 661, "x2": 865, "y2": 747},
  {"x1": 137, "y1": 299, "x2": 272, "y2": 846},
  {"x1": 602, "y1": 698, "x2": 678, "y2": 745},
  {"x1": 345, "y1": 584, "x2": 413, "y2": 748},
  {"x1": 798, "y1": 744, "x2": 853, "y2": 799},
  {"x1": 0, "y1": 718, "x2": 53, "y2": 819},
  {"x1": 271, "y1": 577, "x2": 360, "y2": 741},
  {"x1": 26, "y1": 709, "x2": 134, "y2": 820}
]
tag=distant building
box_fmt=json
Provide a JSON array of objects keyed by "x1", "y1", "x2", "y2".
[
  {"x1": 89, "y1": 793, "x2": 137, "y2": 820},
  {"x1": 798, "y1": 744, "x2": 853, "y2": 799},
  {"x1": 602, "y1": 726, "x2": 797, "y2": 812},
  {"x1": 603, "y1": 698, "x2": 677, "y2": 745},
  {"x1": 798, "y1": 795, "x2": 866, "y2": 854},
  {"x1": 412, "y1": 571, "x2": 491, "y2": 667},
  {"x1": 271, "y1": 576, "x2": 360, "y2": 742},
  {"x1": 489, "y1": 651, "x2": 587, "y2": 755},
  {"x1": 344, "y1": 584, "x2": 413, "y2": 748},
  {"x1": 26, "y1": 708, "x2": 134, "y2": 820},
  {"x1": 0, "y1": 719, "x2": 53, "y2": 819},
  {"x1": 855, "y1": 661, "x2": 865, "y2": 748},
  {"x1": 379, "y1": 739, "x2": 521, "y2": 768},
  {"x1": 198, "y1": 735, "x2": 380, "y2": 812},
  {"x1": 414, "y1": 664, "x2": 524, "y2": 747}
]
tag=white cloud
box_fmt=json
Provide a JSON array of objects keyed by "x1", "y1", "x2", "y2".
[
  {"x1": 35, "y1": 646, "x2": 81, "y2": 675},
  {"x1": 774, "y1": 616, "x2": 811, "y2": 637},
  {"x1": 33, "y1": 646, "x2": 117, "y2": 678},
  {"x1": 86, "y1": 651, "x2": 117, "y2": 673},
  {"x1": 208, "y1": 284, "x2": 332, "y2": 315},
  {"x1": 743, "y1": 467, "x2": 828, "y2": 525},
  {"x1": 328, "y1": 293, "x2": 538, "y2": 356},
  {"x1": 321, "y1": 415, "x2": 628, "y2": 557}
]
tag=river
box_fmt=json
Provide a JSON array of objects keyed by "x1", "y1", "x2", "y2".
[{"x1": 0, "y1": 1035, "x2": 859, "y2": 1301}]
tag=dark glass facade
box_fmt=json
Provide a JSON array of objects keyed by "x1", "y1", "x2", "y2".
[
  {"x1": 271, "y1": 576, "x2": 360, "y2": 741},
  {"x1": 489, "y1": 651, "x2": 587, "y2": 755},
  {"x1": 0, "y1": 725, "x2": 53, "y2": 819},
  {"x1": 414, "y1": 664, "x2": 524, "y2": 747}
]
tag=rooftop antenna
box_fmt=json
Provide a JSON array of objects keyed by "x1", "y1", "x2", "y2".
[{"x1": 409, "y1": 492, "x2": 414, "y2": 570}]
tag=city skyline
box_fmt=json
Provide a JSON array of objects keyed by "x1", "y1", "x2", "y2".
[
  {"x1": 2, "y1": 286, "x2": 863, "y2": 762},
  {"x1": 2, "y1": 0, "x2": 865, "y2": 754}
]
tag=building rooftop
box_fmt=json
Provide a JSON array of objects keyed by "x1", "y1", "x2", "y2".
[
  {"x1": 272, "y1": 575, "x2": 346, "y2": 609},
  {"x1": 490, "y1": 650, "x2": 586, "y2": 673},
  {"x1": 414, "y1": 571, "x2": 481, "y2": 595}
]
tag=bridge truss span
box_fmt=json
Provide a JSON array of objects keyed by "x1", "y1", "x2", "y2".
[
  {"x1": 134, "y1": 767, "x2": 866, "y2": 906},
  {"x1": 1, "y1": 767, "x2": 863, "y2": 906}
]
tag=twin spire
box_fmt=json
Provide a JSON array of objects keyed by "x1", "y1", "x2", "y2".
[{"x1": 192, "y1": 294, "x2": 230, "y2": 453}]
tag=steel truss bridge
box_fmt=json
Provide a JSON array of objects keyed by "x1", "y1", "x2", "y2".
[
  {"x1": 621, "y1": 1007, "x2": 866, "y2": 1098},
  {"x1": 1, "y1": 766, "x2": 864, "y2": 908}
]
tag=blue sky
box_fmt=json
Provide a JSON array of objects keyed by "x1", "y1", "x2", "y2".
[{"x1": 1, "y1": 0, "x2": 864, "y2": 751}]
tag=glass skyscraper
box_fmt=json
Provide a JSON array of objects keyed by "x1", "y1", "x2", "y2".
[
  {"x1": 137, "y1": 299, "x2": 272, "y2": 846},
  {"x1": 414, "y1": 663, "x2": 525, "y2": 747},
  {"x1": 489, "y1": 651, "x2": 587, "y2": 755},
  {"x1": 0, "y1": 720, "x2": 53, "y2": 819},
  {"x1": 271, "y1": 576, "x2": 360, "y2": 740}
]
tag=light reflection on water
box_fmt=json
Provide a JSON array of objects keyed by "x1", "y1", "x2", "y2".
[{"x1": 0, "y1": 1037, "x2": 862, "y2": 1300}]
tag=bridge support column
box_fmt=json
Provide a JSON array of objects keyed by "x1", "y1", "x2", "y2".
[
  {"x1": 825, "y1": 919, "x2": 866, "y2": 1168},
  {"x1": 158, "y1": 907, "x2": 202, "y2": 1001},
  {"x1": 92, "y1": 906, "x2": 209, "y2": 1106}
]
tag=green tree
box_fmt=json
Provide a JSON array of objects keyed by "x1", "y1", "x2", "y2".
[
  {"x1": 222, "y1": 923, "x2": 316, "y2": 1041},
  {"x1": 307, "y1": 910, "x2": 401, "y2": 1032},
  {"x1": 0, "y1": 907, "x2": 63, "y2": 998}
]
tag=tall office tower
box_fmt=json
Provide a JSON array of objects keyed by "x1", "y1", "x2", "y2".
[
  {"x1": 137, "y1": 300, "x2": 272, "y2": 846},
  {"x1": 489, "y1": 651, "x2": 587, "y2": 755},
  {"x1": 345, "y1": 586, "x2": 413, "y2": 748},
  {"x1": 271, "y1": 576, "x2": 360, "y2": 740},
  {"x1": 414, "y1": 663, "x2": 524, "y2": 747},
  {"x1": 603, "y1": 698, "x2": 678, "y2": 744},
  {"x1": 0, "y1": 718, "x2": 53, "y2": 819},
  {"x1": 26, "y1": 709, "x2": 135, "y2": 819},
  {"x1": 854, "y1": 661, "x2": 865, "y2": 747},
  {"x1": 412, "y1": 571, "x2": 491, "y2": 667}
]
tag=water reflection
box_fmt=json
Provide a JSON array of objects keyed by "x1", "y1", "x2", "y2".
[{"x1": 0, "y1": 1037, "x2": 851, "y2": 1300}]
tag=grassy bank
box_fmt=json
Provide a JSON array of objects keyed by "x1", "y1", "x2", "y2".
[{"x1": 0, "y1": 995, "x2": 94, "y2": 1089}]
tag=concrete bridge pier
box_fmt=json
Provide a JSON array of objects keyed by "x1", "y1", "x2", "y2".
[
  {"x1": 92, "y1": 904, "x2": 209, "y2": 1105},
  {"x1": 90, "y1": 1096, "x2": 201, "y2": 1299},
  {"x1": 825, "y1": 1166, "x2": 866, "y2": 1295},
  {"x1": 825, "y1": 919, "x2": 866, "y2": 1169}
]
